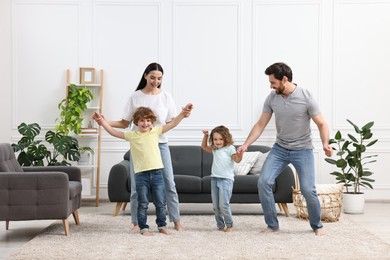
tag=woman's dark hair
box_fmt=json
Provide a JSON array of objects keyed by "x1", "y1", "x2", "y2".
[
  {"x1": 264, "y1": 62, "x2": 293, "y2": 82},
  {"x1": 135, "y1": 62, "x2": 164, "y2": 91}
]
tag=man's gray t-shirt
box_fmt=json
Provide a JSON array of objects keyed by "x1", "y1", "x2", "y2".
[{"x1": 262, "y1": 85, "x2": 320, "y2": 150}]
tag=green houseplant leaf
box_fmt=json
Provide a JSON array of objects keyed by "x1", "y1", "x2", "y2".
[
  {"x1": 55, "y1": 84, "x2": 94, "y2": 135},
  {"x1": 325, "y1": 119, "x2": 378, "y2": 194}
]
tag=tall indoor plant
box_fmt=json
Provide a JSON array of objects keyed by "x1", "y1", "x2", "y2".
[
  {"x1": 56, "y1": 83, "x2": 94, "y2": 135},
  {"x1": 325, "y1": 119, "x2": 378, "y2": 213}
]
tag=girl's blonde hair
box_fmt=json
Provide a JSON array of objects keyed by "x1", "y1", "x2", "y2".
[
  {"x1": 132, "y1": 107, "x2": 157, "y2": 125},
  {"x1": 209, "y1": 125, "x2": 234, "y2": 147}
]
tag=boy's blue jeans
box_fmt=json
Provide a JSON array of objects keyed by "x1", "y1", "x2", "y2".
[
  {"x1": 135, "y1": 169, "x2": 167, "y2": 233},
  {"x1": 211, "y1": 177, "x2": 234, "y2": 229},
  {"x1": 258, "y1": 143, "x2": 323, "y2": 231},
  {"x1": 129, "y1": 143, "x2": 181, "y2": 225}
]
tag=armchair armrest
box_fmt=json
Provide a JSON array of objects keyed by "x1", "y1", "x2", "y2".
[
  {"x1": 108, "y1": 160, "x2": 130, "y2": 202},
  {"x1": 22, "y1": 166, "x2": 81, "y2": 182}
]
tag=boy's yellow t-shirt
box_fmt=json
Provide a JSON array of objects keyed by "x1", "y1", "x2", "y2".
[{"x1": 124, "y1": 126, "x2": 163, "y2": 174}]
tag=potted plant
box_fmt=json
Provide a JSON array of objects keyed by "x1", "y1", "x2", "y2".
[
  {"x1": 77, "y1": 146, "x2": 94, "y2": 165},
  {"x1": 55, "y1": 84, "x2": 94, "y2": 135},
  {"x1": 12, "y1": 122, "x2": 80, "y2": 166},
  {"x1": 325, "y1": 119, "x2": 378, "y2": 214}
]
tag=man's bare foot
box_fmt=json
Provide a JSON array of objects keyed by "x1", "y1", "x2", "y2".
[
  {"x1": 225, "y1": 227, "x2": 234, "y2": 233},
  {"x1": 174, "y1": 221, "x2": 186, "y2": 231},
  {"x1": 218, "y1": 227, "x2": 225, "y2": 232},
  {"x1": 261, "y1": 227, "x2": 279, "y2": 233},
  {"x1": 159, "y1": 228, "x2": 172, "y2": 235},
  {"x1": 141, "y1": 231, "x2": 154, "y2": 236},
  {"x1": 130, "y1": 224, "x2": 140, "y2": 233},
  {"x1": 314, "y1": 228, "x2": 325, "y2": 236}
]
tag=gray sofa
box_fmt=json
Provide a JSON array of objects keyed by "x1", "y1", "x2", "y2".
[
  {"x1": 0, "y1": 143, "x2": 82, "y2": 236},
  {"x1": 108, "y1": 145, "x2": 296, "y2": 217}
]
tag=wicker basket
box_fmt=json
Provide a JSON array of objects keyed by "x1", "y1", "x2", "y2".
[{"x1": 292, "y1": 174, "x2": 343, "y2": 222}]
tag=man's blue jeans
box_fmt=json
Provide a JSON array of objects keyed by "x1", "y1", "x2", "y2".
[
  {"x1": 258, "y1": 143, "x2": 322, "y2": 231},
  {"x1": 128, "y1": 143, "x2": 181, "y2": 225},
  {"x1": 211, "y1": 177, "x2": 234, "y2": 229},
  {"x1": 135, "y1": 169, "x2": 167, "y2": 233}
]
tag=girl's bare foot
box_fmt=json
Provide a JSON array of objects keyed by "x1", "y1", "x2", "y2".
[
  {"x1": 174, "y1": 221, "x2": 186, "y2": 231},
  {"x1": 141, "y1": 231, "x2": 154, "y2": 236},
  {"x1": 314, "y1": 228, "x2": 325, "y2": 236},
  {"x1": 225, "y1": 227, "x2": 234, "y2": 232},
  {"x1": 130, "y1": 224, "x2": 140, "y2": 233},
  {"x1": 159, "y1": 228, "x2": 172, "y2": 235}
]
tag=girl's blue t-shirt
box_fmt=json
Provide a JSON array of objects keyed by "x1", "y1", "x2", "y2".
[{"x1": 211, "y1": 145, "x2": 236, "y2": 181}]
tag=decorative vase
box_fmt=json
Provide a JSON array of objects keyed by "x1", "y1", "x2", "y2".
[
  {"x1": 77, "y1": 153, "x2": 90, "y2": 166},
  {"x1": 342, "y1": 192, "x2": 365, "y2": 214}
]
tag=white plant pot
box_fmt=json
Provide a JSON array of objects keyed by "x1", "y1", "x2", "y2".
[
  {"x1": 342, "y1": 192, "x2": 365, "y2": 214},
  {"x1": 77, "y1": 153, "x2": 90, "y2": 166}
]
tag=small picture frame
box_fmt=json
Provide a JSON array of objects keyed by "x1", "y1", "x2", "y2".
[{"x1": 80, "y1": 67, "x2": 95, "y2": 84}]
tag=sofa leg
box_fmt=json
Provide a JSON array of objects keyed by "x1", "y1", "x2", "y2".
[
  {"x1": 63, "y1": 219, "x2": 70, "y2": 236},
  {"x1": 114, "y1": 202, "x2": 123, "y2": 216},
  {"x1": 72, "y1": 209, "x2": 80, "y2": 225},
  {"x1": 6, "y1": 220, "x2": 9, "y2": 230},
  {"x1": 279, "y1": 203, "x2": 290, "y2": 217}
]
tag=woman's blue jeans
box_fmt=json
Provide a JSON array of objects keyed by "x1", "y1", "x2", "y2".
[
  {"x1": 129, "y1": 143, "x2": 181, "y2": 224},
  {"x1": 135, "y1": 169, "x2": 167, "y2": 232},
  {"x1": 258, "y1": 143, "x2": 322, "y2": 231},
  {"x1": 211, "y1": 177, "x2": 234, "y2": 229}
]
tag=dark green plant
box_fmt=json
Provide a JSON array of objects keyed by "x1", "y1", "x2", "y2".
[
  {"x1": 325, "y1": 119, "x2": 378, "y2": 194},
  {"x1": 12, "y1": 122, "x2": 80, "y2": 166},
  {"x1": 55, "y1": 84, "x2": 94, "y2": 135}
]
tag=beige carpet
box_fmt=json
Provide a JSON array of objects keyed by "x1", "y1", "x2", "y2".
[{"x1": 9, "y1": 213, "x2": 390, "y2": 260}]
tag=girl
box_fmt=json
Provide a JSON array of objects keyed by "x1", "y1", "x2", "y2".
[{"x1": 201, "y1": 126, "x2": 243, "y2": 232}]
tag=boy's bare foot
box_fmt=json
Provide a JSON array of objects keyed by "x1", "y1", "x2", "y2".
[
  {"x1": 218, "y1": 228, "x2": 225, "y2": 232},
  {"x1": 225, "y1": 227, "x2": 234, "y2": 233},
  {"x1": 261, "y1": 227, "x2": 279, "y2": 233},
  {"x1": 130, "y1": 224, "x2": 140, "y2": 233},
  {"x1": 159, "y1": 228, "x2": 172, "y2": 235},
  {"x1": 314, "y1": 228, "x2": 325, "y2": 236},
  {"x1": 174, "y1": 221, "x2": 186, "y2": 231},
  {"x1": 141, "y1": 231, "x2": 154, "y2": 236}
]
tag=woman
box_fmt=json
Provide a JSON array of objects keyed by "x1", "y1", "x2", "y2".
[{"x1": 108, "y1": 62, "x2": 190, "y2": 231}]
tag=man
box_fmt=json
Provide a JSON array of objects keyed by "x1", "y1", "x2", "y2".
[{"x1": 237, "y1": 62, "x2": 332, "y2": 236}]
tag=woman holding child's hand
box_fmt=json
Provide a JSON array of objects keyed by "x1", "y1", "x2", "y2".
[{"x1": 100, "y1": 62, "x2": 192, "y2": 232}]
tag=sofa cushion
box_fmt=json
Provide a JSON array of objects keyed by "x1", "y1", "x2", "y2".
[
  {"x1": 249, "y1": 151, "x2": 269, "y2": 175},
  {"x1": 174, "y1": 175, "x2": 202, "y2": 193},
  {"x1": 233, "y1": 175, "x2": 260, "y2": 193},
  {"x1": 234, "y1": 152, "x2": 260, "y2": 175},
  {"x1": 201, "y1": 176, "x2": 212, "y2": 193},
  {"x1": 170, "y1": 146, "x2": 202, "y2": 178}
]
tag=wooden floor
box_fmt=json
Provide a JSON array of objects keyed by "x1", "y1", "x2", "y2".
[{"x1": 1, "y1": 201, "x2": 389, "y2": 259}]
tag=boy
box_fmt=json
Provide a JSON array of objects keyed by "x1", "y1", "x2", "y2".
[{"x1": 93, "y1": 103, "x2": 192, "y2": 236}]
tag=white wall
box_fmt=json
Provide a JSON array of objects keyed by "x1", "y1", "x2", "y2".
[{"x1": 1, "y1": 0, "x2": 390, "y2": 201}]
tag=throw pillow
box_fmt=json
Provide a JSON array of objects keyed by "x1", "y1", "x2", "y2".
[
  {"x1": 234, "y1": 151, "x2": 261, "y2": 175},
  {"x1": 249, "y1": 151, "x2": 269, "y2": 175}
]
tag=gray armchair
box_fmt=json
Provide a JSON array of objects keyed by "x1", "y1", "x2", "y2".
[{"x1": 0, "y1": 143, "x2": 82, "y2": 235}]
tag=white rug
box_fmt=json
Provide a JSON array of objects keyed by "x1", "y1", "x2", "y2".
[{"x1": 10, "y1": 213, "x2": 390, "y2": 260}]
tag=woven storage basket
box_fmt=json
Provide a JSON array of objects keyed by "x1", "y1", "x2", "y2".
[{"x1": 292, "y1": 174, "x2": 343, "y2": 222}]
